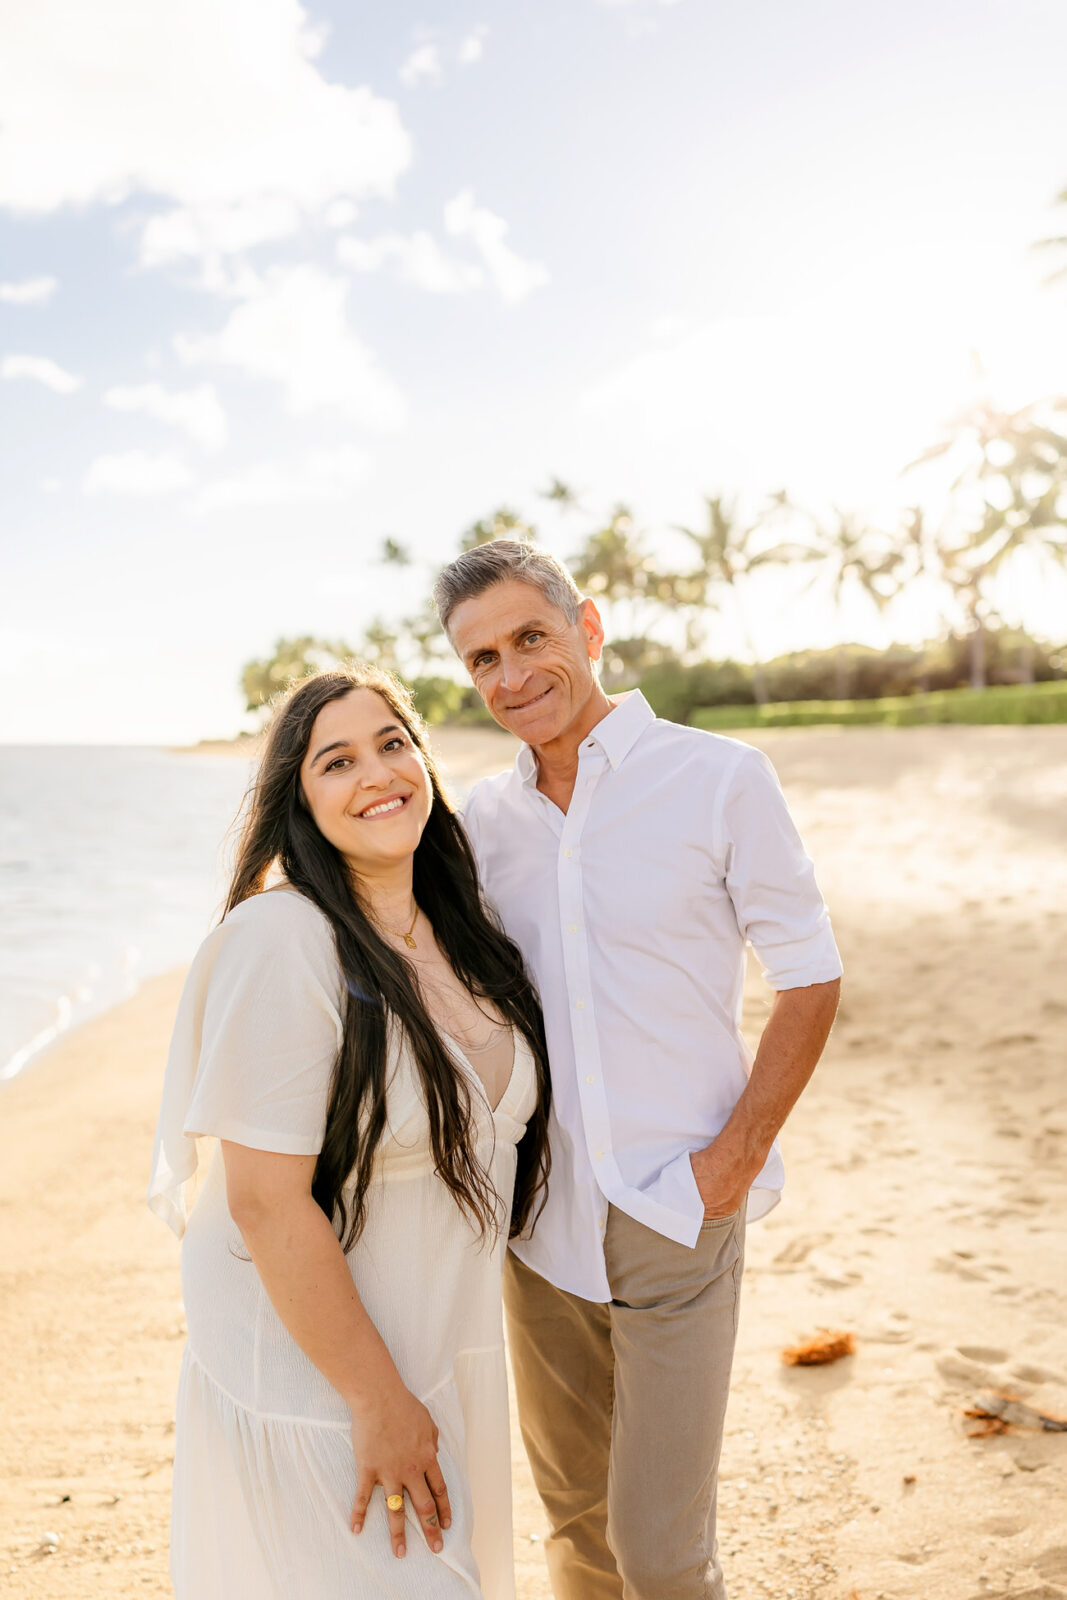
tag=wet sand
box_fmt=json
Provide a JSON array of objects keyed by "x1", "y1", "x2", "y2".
[{"x1": 2, "y1": 724, "x2": 1065, "y2": 1599}]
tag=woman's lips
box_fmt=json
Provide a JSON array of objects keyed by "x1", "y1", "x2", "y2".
[{"x1": 354, "y1": 794, "x2": 409, "y2": 820}]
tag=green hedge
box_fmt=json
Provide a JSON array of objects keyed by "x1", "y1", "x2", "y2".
[{"x1": 691, "y1": 681, "x2": 1067, "y2": 730}]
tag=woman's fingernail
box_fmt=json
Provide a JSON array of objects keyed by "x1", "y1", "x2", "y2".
[
  {"x1": 433, "y1": 1540, "x2": 443, "y2": 1553},
  {"x1": 397, "y1": 1544, "x2": 406, "y2": 1559}
]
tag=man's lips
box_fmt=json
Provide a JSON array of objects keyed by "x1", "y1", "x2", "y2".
[
  {"x1": 351, "y1": 794, "x2": 410, "y2": 820},
  {"x1": 506, "y1": 686, "x2": 553, "y2": 712}
]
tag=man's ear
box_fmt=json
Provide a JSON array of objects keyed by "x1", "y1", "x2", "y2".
[{"x1": 578, "y1": 597, "x2": 605, "y2": 662}]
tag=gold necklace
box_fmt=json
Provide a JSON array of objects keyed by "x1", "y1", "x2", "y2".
[{"x1": 380, "y1": 901, "x2": 419, "y2": 949}]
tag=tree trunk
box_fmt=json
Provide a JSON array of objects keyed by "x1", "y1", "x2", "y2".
[
  {"x1": 835, "y1": 642, "x2": 850, "y2": 701},
  {"x1": 1019, "y1": 634, "x2": 1034, "y2": 685},
  {"x1": 969, "y1": 598, "x2": 986, "y2": 690},
  {"x1": 752, "y1": 659, "x2": 768, "y2": 706}
]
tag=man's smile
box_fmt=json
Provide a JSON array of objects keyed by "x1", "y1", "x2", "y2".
[{"x1": 506, "y1": 686, "x2": 554, "y2": 712}]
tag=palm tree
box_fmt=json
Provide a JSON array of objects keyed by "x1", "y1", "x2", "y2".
[
  {"x1": 538, "y1": 476, "x2": 582, "y2": 511},
  {"x1": 673, "y1": 493, "x2": 811, "y2": 702},
  {"x1": 1034, "y1": 184, "x2": 1067, "y2": 286},
  {"x1": 379, "y1": 536, "x2": 412, "y2": 566},
  {"x1": 568, "y1": 505, "x2": 655, "y2": 644},
  {"x1": 806, "y1": 509, "x2": 900, "y2": 699},
  {"x1": 908, "y1": 398, "x2": 1067, "y2": 683},
  {"x1": 460, "y1": 506, "x2": 537, "y2": 551}
]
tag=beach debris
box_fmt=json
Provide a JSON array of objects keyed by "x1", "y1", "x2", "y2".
[
  {"x1": 964, "y1": 1392, "x2": 1067, "y2": 1437},
  {"x1": 782, "y1": 1329, "x2": 856, "y2": 1366},
  {"x1": 34, "y1": 1532, "x2": 59, "y2": 1557}
]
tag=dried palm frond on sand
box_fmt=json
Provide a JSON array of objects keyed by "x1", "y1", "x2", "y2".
[{"x1": 781, "y1": 1329, "x2": 856, "y2": 1366}]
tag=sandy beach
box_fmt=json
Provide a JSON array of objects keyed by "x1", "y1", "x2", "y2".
[{"x1": 2, "y1": 723, "x2": 1065, "y2": 1600}]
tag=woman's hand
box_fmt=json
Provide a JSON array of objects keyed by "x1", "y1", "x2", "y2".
[
  {"x1": 349, "y1": 1378, "x2": 453, "y2": 1559},
  {"x1": 219, "y1": 1147, "x2": 454, "y2": 1561}
]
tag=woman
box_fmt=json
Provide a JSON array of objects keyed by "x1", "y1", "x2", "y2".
[{"x1": 148, "y1": 666, "x2": 550, "y2": 1599}]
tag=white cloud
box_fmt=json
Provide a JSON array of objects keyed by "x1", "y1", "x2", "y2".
[
  {"x1": 458, "y1": 27, "x2": 489, "y2": 65},
  {"x1": 323, "y1": 198, "x2": 359, "y2": 230},
  {"x1": 399, "y1": 44, "x2": 442, "y2": 87},
  {"x1": 594, "y1": 0, "x2": 681, "y2": 7},
  {"x1": 444, "y1": 190, "x2": 549, "y2": 304},
  {"x1": 197, "y1": 445, "x2": 370, "y2": 512},
  {"x1": 1, "y1": 354, "x2": 82, "y2": 393},
  {"x1": 0, "y1": 276, "x2": 58, "y2": 305},
  {"x1": 82, "y1": 450, "x2": 193, "y2": 496},
  {"x1": 0, "y1": 0, "x2": 411, "y2": 275},
  {"x1": 337, "y1": 231, "x2": 483, "y2": 294},
  {"x1": 140, "y1": 196, "x2": 302, "y2": 276},
  {"x1": 103, "y1": 382, "x2": 228, "y2": 451},
  {"x1": 175, "y1": 264, "x2": 405, "y2": 428}
]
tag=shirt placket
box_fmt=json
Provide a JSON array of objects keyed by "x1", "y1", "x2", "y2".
[{"x1": 557, "y1": 746, "x2": 615, "y2": 1239}]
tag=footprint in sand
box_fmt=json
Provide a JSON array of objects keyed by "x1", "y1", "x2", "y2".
[
  {"x1": 1033, "y1": 1549, "x2": 1067, "y2": 1585},
  {"x1": 933, "y1": 1253, "x2": 989, "y2": 1282},
  {"x1": 934, "y1": 1348, "x2": 1007, "y2": 1387},
  {"x1": 771, "y1": 1233, "x2": 833, "y2": 1267}
]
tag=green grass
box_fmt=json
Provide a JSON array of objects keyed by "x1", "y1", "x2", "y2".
[{"x1": 691, "y1": 680, "x2": 1067, "y2": 730}]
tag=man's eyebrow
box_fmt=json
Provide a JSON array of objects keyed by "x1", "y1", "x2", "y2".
[
  {"x1": 309, "y1": 725, "x2": 402, "y2": 766},
  {"x1": 464, "y1": 620, "x2": 549, "y2": 664}
]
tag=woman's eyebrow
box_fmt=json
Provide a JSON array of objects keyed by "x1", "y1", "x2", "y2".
[{"x1": 310, "y1": 726, "x2": 403, "y2": 767}]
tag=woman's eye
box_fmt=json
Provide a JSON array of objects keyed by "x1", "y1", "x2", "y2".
[
  {"x1": 325, "y1": 757, "x2": 350, "y2": 772},
  {"x1": 383, "y1": 737, "x2": 406, "y2": 752}
]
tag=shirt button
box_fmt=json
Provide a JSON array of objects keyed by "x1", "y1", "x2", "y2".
[
  {"x1": 594, "y1": 1150, "x2": 604, "y2": 1162},
  {"x1": 568, "y1": 923, "x2": 578, "y2": 934},
  {"x1": 586, "y1": 1074, "x2": 595, "y2": 1085},
  {"x1": 563, "y1": 848, "x2": 573, "y2": 859},
  {"x1": 576, "y1": 1000, "x2": 585, "y2": 1010}
]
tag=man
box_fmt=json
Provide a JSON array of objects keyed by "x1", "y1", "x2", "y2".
[{"x1": 432, "y1": 540, "x2": 842, "y2": 1600}]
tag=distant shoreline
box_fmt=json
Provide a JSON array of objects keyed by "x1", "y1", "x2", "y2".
[{"x1": 169, "y1": 735, "x2": 263, "y2": 757}]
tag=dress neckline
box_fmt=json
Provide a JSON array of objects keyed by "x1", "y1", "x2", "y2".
[{"x1": 439, "y1": 1027, "x2": 528, "y2": 1117}]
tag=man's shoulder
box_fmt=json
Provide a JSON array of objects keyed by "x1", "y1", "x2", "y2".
[
  {"x1": 461, "y1": 764, "x2": 522, "y2": 832},
  {"x1": 643, "y1": 716, "x2": 765, "y2": 777}
]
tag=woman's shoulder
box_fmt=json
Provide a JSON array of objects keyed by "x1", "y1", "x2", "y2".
[
  {"x1": 223, "y1": 884, "x2": 333, "y2": 938},
  {"x1": 192, "y1": 886, "x2": 340, "y2": 991}
]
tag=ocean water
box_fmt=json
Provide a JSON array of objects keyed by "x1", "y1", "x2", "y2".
[{"x1": 0, "y1": 746, "x2": 256, "y2": 1082}]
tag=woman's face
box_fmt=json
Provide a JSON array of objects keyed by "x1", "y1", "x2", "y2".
[{"x1": 299, "y1": 689, "x2": 433, "y2": 878}]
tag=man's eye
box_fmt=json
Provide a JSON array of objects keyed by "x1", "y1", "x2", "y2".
[
  {"x1": 524, "y1": 633, "x2": 543, "y2": 646},
  {"x1": 473, "y1": 655, "x2": 492, "y2": 670}
]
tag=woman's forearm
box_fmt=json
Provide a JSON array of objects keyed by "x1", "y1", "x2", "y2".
[{"x1": 233, "y1": 1189, "x2": 400, "y2": 1415}]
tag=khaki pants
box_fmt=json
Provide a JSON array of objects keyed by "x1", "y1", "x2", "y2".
[{"x1": 504, "y1": 1205, "x2": 745, "y2": 1600}]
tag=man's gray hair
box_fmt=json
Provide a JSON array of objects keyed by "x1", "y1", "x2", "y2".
[{"x1": 432, "y1": 540, "x2": 584, "y2": 636}]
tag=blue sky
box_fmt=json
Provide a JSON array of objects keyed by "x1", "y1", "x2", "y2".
[{"x1": 2, "y1": 0, "x2": 1066, "y2": 742}]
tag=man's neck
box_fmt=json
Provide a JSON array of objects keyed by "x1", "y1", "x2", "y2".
[{"x1": 531, "y1": 685, "x2": 617, "y2": 810}]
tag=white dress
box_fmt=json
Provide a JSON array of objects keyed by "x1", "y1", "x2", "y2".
[{"x1": 147, "y1": 888, "x2": 536, "y2": 1600}]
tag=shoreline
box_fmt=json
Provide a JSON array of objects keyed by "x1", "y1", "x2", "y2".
[{"x1": 2, "y1": 725, "x2": 1065, "y2": 1598}]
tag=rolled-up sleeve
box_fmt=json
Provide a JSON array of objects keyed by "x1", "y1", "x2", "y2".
[{"x1": 720, "y1": 747, "x2": 843, "y2": 990}]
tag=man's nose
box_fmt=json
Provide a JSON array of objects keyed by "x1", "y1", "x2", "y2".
[{"x1": 498, "y1": 651, "x2": 531, "y2": 691}]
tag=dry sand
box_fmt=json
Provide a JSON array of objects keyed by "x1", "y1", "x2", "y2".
[{"x1": 1, "y1": 723, "x2": 1065, "y2": 1600}]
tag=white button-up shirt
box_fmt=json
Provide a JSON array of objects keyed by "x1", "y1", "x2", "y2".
[{"x1": 462, "y1": 691, "x2": 843, "y2": 1302}]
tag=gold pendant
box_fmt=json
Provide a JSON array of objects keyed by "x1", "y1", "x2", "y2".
[{"x1": 404, "y1": 934, "x2": 417, "y2": 949}]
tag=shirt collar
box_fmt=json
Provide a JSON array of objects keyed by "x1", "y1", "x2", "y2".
[{"x1": 514, "y1": 689, "x2": 655, "y2": 786}]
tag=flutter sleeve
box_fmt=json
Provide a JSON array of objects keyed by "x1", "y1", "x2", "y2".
[{"x1": 147, "y1": 890, "x2": 344, "y2": 1237}]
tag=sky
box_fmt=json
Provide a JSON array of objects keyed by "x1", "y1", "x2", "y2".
[{"x1": 2, "y1": 0, "x2": 1067, "y2": 743}]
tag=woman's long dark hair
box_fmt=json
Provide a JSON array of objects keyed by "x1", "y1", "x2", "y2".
[{"x1": 225, "y1": 665, "x2": 550, "y2": 1251}]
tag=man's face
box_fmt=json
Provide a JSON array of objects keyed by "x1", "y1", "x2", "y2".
[{"x1": 449, "y1": 579, "x2": 604, "y2": 746}]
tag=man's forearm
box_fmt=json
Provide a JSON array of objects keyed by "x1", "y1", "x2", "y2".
[{"x1": 690, "y1": 978, "x2": 840, "y2": 1216}]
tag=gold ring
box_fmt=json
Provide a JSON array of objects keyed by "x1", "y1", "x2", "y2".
[{"x1": 385, "y1": 1494, "x2": 404, "y2": 1512}]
